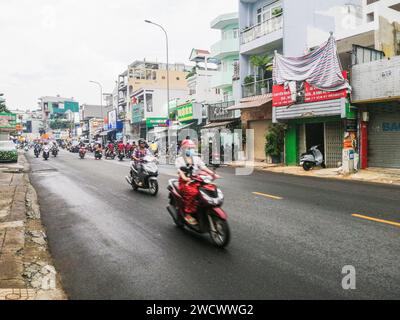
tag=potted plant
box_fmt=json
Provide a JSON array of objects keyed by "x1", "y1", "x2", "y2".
[
  {"x1": 265, "y1": 124, "x2": 285, "y2": 164},
  {"x1": 250, "y1": 55, "x2": 273, "y2": 94},
  {"x1": 272, "y1": 7, "x2": 283, "y2": 17}
]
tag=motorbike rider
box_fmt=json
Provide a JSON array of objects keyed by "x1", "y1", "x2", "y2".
[
  {"x1": 125, "y1": 141, "x2": 132, "y2": 156},
  {"x1": 132, "y1": 139, "x2": 151, "y2": 186},
  {"x1": 117, "y1": 140, "x2": 125, "y2": 156},
  {"x1": 175, "y1": 139, "x2": 220, "y2": 225},
  {"x1": 94, "y1": 143, "x2": 102, "y2": 159},
  {"x1": 34, "y1": 142, "x2": 42, "y2": 154},
  {"x1": 106, "y1": 141, "x2": 115, "y2": 157}
]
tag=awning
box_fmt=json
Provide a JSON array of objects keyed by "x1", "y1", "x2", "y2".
[
  {"x1": 227, "y1": 94, "x2": 273, "y2": 111},
  {"x1": 202, "y1": 121, "x2": 236, "y2": 129}
]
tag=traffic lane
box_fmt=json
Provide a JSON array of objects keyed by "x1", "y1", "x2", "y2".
[
  {"x1": 28, "y1": 152, "x2": 343, "y2": 299},
  {"x1": 215, "y1": 166, "x2": 400, "y2": 223},
  {"x1": 217, "y1": 168, "x2": 400, "y2": 299},
  {"x1": 28, "y1": 151, "x2": 400, "y2": 299}
]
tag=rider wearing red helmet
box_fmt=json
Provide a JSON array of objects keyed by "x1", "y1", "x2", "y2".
[{"x1": 175, "y1": 139, "x2": 220, "y2": 225}]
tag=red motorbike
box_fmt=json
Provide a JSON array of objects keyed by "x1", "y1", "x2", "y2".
[
  {"x1": 79, "y1": 146, "x2": 87, "y2": 159},
  {"x1": 167, "y1": 168, "x2": 230, "y2": 248}
]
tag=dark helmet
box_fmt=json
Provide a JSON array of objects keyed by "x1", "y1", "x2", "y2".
[{"x1": 138, "y1": 139, "x2": 146, "y2": 145}]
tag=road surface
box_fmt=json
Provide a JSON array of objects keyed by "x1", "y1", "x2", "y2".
[{"x1": 27, "y1": 150, "x2": 400, "y2": 299}]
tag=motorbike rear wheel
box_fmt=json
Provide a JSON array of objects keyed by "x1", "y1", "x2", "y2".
[
  {"x1": 302, "y1": 162, "x2": 313, "y2": 171},
  {"x1": 209, "y1": 216, "x2": 230, "y2": 248}
]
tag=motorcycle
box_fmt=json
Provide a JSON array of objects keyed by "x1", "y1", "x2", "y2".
[
  {"x1": 79, "y1": 146, "x2": 87, "y2": 159},
  {"x1": 52, "y1": 148, "x2": 58, "y2": 158},
  {"x1": 118, "y1": 150, "x2": 125, "y2": 161},
  {"x1": 34, "y1": 147, "x2": 41, "y2": 158},
  {"x1": 125, "y1": 155, "x2": 159, "y2": 196},
  {"x1": 94, "y1": 149, "x2": 102, "y2": 160},
  {"x1": 42, "y1": 146, "x2": 50, "y2": 161},
  {"x1": 105, "y1": 149, "x2": 116, "y2": 160},
  {"x1": 167, "y1": 168, "x2": 230, "y2": 248},
  {"x1": 300, "y1": 145, "x2": 326, "y2": 171}
]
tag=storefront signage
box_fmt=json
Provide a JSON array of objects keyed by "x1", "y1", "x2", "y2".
[
  {"x1": 345, "y1": 119, "x2": 357, "y2": 132},
  {"x1": 132, "y1": 104, "x2": 144, "y2": 124},
  {"x1": 273, "y1": 72, "x2": 348, "y2": 107},
  {"x1": 0, "y1": 113, "x2": 17, "y2": 131},
  {"x1": 146, "y1": 118, "x2": 168, "y2": 129},
  {"x1": 177, "y1": 103, "x2": 193, "y2": 122},
  {"x1": 208, "y1": 102, "x2": 235, "y2": 122},
  {"x1": 108, "y1": 110, "x2": 117, "y2": 129},
  {"x1": 382, "y1": 122, "x2": 400, "y2": 132}
]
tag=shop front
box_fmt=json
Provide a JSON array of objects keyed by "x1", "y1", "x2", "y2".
[
  {"x1": 361, "y1": 103, "x2": 400, "y2": 168},
  {"x1": 274, "y1": 98, "x2": 352, "y2": 168},
  {"x1": 228, "y1": 94, "x2": 273, "y2": 161},
  {"x1": 352, "y1": 55, "x2": 400, "y2": 169}
]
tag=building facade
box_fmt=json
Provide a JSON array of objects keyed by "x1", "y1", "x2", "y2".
[
  {"x1": 238, "y1": 0, "x2": 400, "y2": 166},
  {"x1": 127, "y1": 60, "x2": 190, "y2": 140}
]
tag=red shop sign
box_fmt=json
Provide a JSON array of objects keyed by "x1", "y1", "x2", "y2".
[{"x1": 272, "y1": 71, "x2": 348, "y2": 107}]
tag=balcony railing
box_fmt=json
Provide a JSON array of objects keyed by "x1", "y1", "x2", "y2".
[
  {"x1": 242, "y1": 78, "x2": 273, "y2": 98},
  {"x1": 241, "y1": 15, "x2": 283, "y2": 45}
]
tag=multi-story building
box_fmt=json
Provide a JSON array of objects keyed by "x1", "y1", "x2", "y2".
[
  {"x1": 237, "y1": 0, "x2": 400, "y2": 165},
  {"x1": 210, "y1": 13, "x2": 240, "y2": 103},
  {"x1": 127, "y1": 60, "x2": 190, "y2": 140},
  {"x1": 38, "y1": 96, "x2": 80, "y2": 136}
]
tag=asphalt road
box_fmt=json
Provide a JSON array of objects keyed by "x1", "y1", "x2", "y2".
[{"x1": 27, "y1": 150, "x2": 400, "y2": 300}]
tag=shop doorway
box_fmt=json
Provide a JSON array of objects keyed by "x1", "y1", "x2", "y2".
[{"x1": 306, "y1": 123, "x2": 325, "y2": 156}]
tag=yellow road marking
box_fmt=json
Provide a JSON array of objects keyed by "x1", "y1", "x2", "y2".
[
  {"x1": 252, "y1": 192, "x2": 283, "y2": 200},
  {"x1": 352, "y1": 214, "x2": 400, "y2": 228}
]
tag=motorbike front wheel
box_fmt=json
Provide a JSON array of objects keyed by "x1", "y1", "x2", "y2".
[
  {"x1": 209, "y1": 216, "x2": 230, "y2": 248},
  {"x1": 149, "y1": 180, "x2": 159, "y2": 196}
]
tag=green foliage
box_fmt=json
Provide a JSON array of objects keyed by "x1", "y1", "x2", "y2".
[
  {"x1": 0, "y1": 101, "x2": 10, "y2": 113},
  {"x1": 50, "y1": 120, "x2": 74, "y2": 130},
  {"x1": 0, "y1": 150, "x2": 18, "y2": 162},
  {"x1": 272, "y1": 7, "x2": 283, "y2": 17},
  {"x1": 265, "y1": 124, "x2": 285, "y2": 157},
  {"x1": 186, "y1": 67, "x2": 197, "y2": 79},
  {"x1": 250, "y1": 55, "x2": 273, "y2": 71},
  {"x1": 244, "y1": 75, "x2": 255, "y2": 84}
]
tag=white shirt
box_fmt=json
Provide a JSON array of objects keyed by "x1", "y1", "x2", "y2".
[{"x1": 175, "y1": 156, "x2": 206, "y2": 175}]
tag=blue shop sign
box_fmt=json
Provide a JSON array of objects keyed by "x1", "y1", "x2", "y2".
[{"x1": 383, "y1": 122, "x2": 400, "y2": 132}]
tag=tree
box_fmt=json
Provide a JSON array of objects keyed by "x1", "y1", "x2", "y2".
[{"x1": 0, "y1": 101, "x2": 10, "y2": 113}]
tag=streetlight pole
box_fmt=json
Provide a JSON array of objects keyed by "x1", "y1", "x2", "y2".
[
  {"x1": 89, "y1": 80, "x2": 104, "y2": 119},
  {"x1": 144, "y1": 20, "x2": 170, "y2": 119}
]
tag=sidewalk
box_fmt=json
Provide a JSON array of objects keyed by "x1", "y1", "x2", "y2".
[
  {"x1": 228, "y1": 161, "x2": 400, "y2": 186},
  {"x1": 0, "y1": 153, "x2": 66, "y2": 300}
]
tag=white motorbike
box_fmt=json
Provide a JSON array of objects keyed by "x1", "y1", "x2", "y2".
[{"x1": 300, "y1": 145, "x2": 326, "y2": 171}]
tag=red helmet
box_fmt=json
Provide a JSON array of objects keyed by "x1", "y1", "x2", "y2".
[{"x1": 181, "y1": 139, "x2": 196, "y2": 149}]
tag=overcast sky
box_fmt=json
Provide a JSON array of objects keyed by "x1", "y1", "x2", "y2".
[{"x1": 0, "y1": 0, "x2": 237, "y2": 110}]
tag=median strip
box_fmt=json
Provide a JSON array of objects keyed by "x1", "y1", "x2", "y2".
[
  {"x1": 352, "y1": 214, "x2": 400, "y2": 228},
  {"x1": 252, "y1": 192, "x2": 283, "y2": 200}
]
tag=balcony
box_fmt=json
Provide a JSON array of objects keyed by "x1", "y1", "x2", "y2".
[
  {"x1": 240, "y1": 15, "x2": 283, "y2": 54},
  {"x1": 211, "y1": 71, "x2": 234, "y2": 89},
  {"x1": 242, "y1": 78, "x2": 273, "y2": 98},
  {"x1": 210, "y1": 39, "x2": 239, "y2": 60}
]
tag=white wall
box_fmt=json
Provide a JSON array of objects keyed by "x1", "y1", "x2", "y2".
[{"x1": 145, "y1": 88, "x2": 188, "y2": 119}]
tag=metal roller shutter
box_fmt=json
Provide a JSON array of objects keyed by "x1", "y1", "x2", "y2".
[
  {"x1": 325, "y1": 121, "x2": 344, "y2": 168},
  {"x1": 368, "y1": 106, "x2": 400, "y2": 168}
]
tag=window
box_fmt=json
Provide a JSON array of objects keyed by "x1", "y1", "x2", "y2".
[
  {"x1": 145, "y1": 93, "x2": 153, "y2": 112},
  {"x1": 233, "y1": 28, "x2": 239, "y2": 39},
  {"x1": 256, "y1": 3, "x2": 282, "y2": 24},
  {"x1": 367, "y1": 12, "x2": 374, "y2": 22}
]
